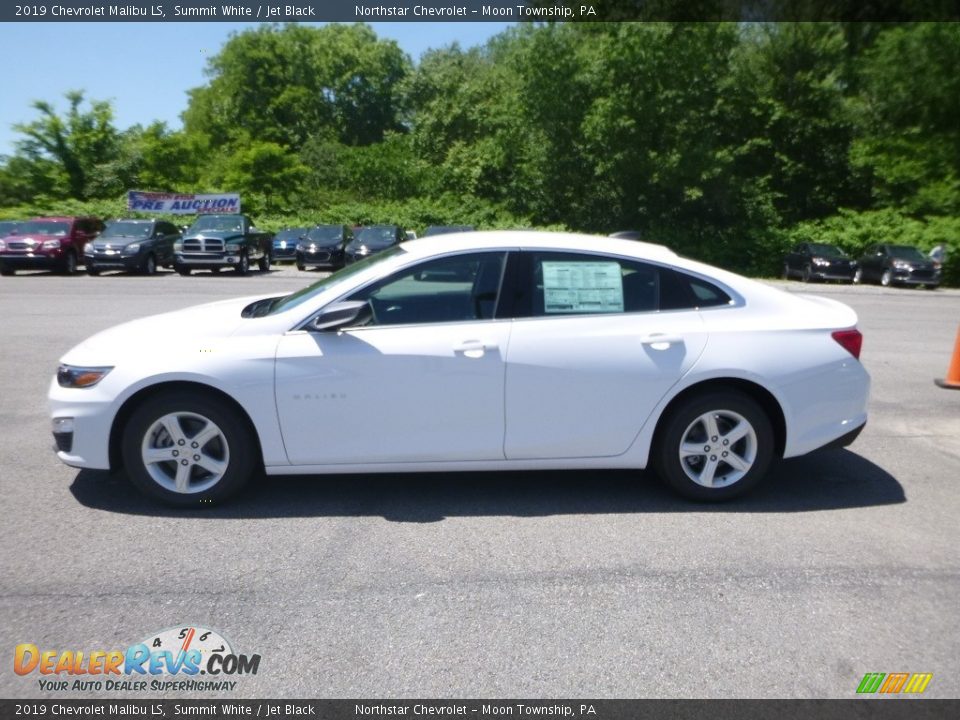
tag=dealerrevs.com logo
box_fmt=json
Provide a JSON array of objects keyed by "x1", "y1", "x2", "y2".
[{"x1": 14, "y1": 625, "x2": 261, "y2": 693}]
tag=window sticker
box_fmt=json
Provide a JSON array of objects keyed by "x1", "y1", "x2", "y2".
[{"x1": 542, "y1": 261, "x2": 624, "y2": 314}]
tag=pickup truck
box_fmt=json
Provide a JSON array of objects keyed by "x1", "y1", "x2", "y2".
[{"x1": 174, "y1": 214, "x2": 273, "y2": 275}]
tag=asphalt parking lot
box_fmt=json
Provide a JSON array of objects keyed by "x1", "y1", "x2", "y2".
[{"x1": 1, "y1": 266, "x2": 958, "y2": 699}]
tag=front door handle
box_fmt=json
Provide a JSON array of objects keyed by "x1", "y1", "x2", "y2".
[
  {"x1": 453, "y1": 340, "x2": 499, "y2": 358},
  {"x1": 640, "y1": 334, "x2": 683, "y2": 349}
]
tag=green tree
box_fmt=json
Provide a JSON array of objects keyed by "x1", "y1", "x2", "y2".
[{"x1": 13, "y1": 91, "x2": 119, "y2": 200}]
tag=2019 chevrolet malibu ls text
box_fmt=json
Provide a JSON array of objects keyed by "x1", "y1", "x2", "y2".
[{"x1": 48, "y1": 232, "x2": 870, "y2": 506}]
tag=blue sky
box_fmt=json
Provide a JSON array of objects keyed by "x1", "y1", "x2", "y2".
[{"x1": 0, "y1": 22, "x2": 514, "y2": 156}]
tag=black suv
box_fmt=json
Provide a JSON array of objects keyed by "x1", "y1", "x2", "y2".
[
  {"x1": 782, "y1": 242, "x2": 857, "y2": 283},
  {"x1": 855, "y1": 244, "x2": 940, "y2": 288},
  {"x1": 296, "y1": 225, "x2": 352, "y2": 270},
  {"x1": 85, "y1": 219, "x2": 181, "y2": 275},
  {"x1": 272, "y1": 227, "x2": 309, "y2": 263},
  {"x1": 345, "y1": 225, "x2": 404, "y2": 264}
]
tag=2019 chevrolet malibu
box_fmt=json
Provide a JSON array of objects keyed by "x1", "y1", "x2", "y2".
[{"x1": 49, "y1": 232, "x2": 870, "y2": 506}]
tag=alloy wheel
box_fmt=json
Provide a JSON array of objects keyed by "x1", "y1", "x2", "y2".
[{"x1": 678, "y1": 409, "x2": 758, "y2": 489}]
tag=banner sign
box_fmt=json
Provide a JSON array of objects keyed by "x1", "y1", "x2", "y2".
[{"x1": 127, "y1": 191, "x2": 241, "y2": 215}]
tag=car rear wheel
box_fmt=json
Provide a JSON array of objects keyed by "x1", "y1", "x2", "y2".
[
  {"x1": 653, "y1": 391, "x2": 774, "y2": 501},
  {"x1": 258, "y1": 252, "x2": 271, "y2": 272},
  {"x1": 141, "y1": 253, "x2": 157, "y2": 275},
  {"x1": 880, "y1": 269, "x2": 892, "y2": 286},
  {"x1": 121, "y1": 391, "x2": 256, "y2": 506}
]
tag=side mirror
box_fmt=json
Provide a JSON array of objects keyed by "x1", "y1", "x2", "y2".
[{"x1": 309, "y1": 301, "x2": 372, "y2": 332}]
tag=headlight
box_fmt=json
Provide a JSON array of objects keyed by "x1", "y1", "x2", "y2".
[
  {"x1": 225, "y1": 243, "x2": 241, "y2": 252},
  {"x1": 42, "y1": 239, "x2": 61, "y2": 250},
  {"x1": 892, "y1": 260, "x2": 910, "y2": 270},
  {"x1": 0, "y1": 240, "x2": 6, "y2": 251},
  {"x1": 83, "y1": 244, "x2": 94, "y2": 255},
  {"x1": 812, "y1": 257, "x2": 830, "y2": 267},
  {"x1": 57, "y1": 364, "x2": 113, "y2": 389},
  {"x1": 173, "y1": 241, "x2": 183, "y2": 252},
  {"x1": 123, "y1": 243, "x2": 141, "y2": 254}
]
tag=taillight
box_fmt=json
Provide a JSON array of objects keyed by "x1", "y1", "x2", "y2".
[{"x1": 832, "y1": 329, "x2": 863, "y2": 359}]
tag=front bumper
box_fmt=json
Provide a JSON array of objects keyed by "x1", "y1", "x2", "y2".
[
  {"x1": 86, "y1": 251, "x2": 144, "y2": 270},
  {"x1": 175, "y1": 253, "x2": 241, "y2": 269},
  {"x1": 0, "y1": 252, "x2": 64, "y2": 269},
  {"x1": 298, "y1": 248, "x2": 344, "y2": 268},
  {"x1": 811, "y1": 268, "x2": 856, "y2": 281},
  {"x1": 891, "y1": 269, "x2": 939, "y2": 285},
  {"x1": 272, "y1": 247, "x2": 298, "y2": 262},
  {"x1": 48, "y1": 376, "x2": 116, "y2": 470}
]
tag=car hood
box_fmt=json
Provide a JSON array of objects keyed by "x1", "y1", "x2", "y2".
[
  {"x1": 93, "y1": 235, "x2": 146, "y2": 248},
  {"x1": 60, "y1": 295, "x2": 272, "y2": 366}
]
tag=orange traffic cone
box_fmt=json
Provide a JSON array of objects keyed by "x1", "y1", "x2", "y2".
[{"x1": 935, "y1": 326, "x2": 960, "y2": 390}]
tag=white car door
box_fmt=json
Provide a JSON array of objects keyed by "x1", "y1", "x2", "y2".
[
  {"x1": 275, "y1": 251, "x2": 511, "y2": 465},
  {"x1": 503, "y1": 251, "x2": 709, "y2": 460}
]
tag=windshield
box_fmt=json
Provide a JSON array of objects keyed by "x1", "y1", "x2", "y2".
[
  {"x1": 103, "y1": 221, "x2": 152, "y2": 238},
  {"x1": 267, "y1": 245, "x2": 406, "y2": 316},
  {"x1": 186, "y1": 215, "x2": 243, "y2": 234},
  {"x1": 354, "y1": 226, "x2": 398, "y2": 248},
  {"x1": 0, "y1": 221, "x2": 20, "y2": 237},
  {"x1": 18, "y1": 220, "x2": 70, "y2": 236},
  {"x1": 306, "y1": 226, "x2": 344, "y2": 242},
  {"x1": 808, "y1": 243, "x2": 846, "y2": 258},
  {"x1": 274, "y1": 228, "x2": 307, "y2": 242},
  {"x1": 888, "y1": 245, "x2": 927, "y2": 261}
]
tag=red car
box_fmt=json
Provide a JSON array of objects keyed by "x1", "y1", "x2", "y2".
[{"x1": 0, "y1": 216, "x2": 103, "y2": 276}]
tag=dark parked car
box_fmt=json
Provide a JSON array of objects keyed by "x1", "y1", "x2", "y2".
[
  {"x1": 271, "y1": 227, "x2": 309, "y2": 263},
  {"x1": 344, "y1": 225, "x2": 404, "y2": 264},
  {"x1": 0, "y1": 216, "x2": 103, "y2": 276},
  {"x1": 85, "y1": 219, "x2": 180, "y2": 276},
  {"x1": 422, "y1": 225, "x2": 476, "y2": 237},
  {"x1": 855, "y1": 244, "x2": 941, "y2": 288},
  {"x1": 0, "y1": 220, "x2": 21, "y2": 238},
  {"x1": 296, "y1": 225, "x2": 352, "y2": 270},
  {"x1": 782, "y1": 242, "x2": 857, "y2": 283}
]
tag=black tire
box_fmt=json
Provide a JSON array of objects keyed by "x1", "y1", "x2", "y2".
[
  {"x1": 853, "y1": 267, "x2": 863, "y2": 284},
  {"x1": 653, "y1": 391, "x2": 775, "y2": 502},
  {"x1": 141, "y1": 253, "x2": 157, "y2": 276},
  {"x1": 296, "y1": 261, "x2": 306, "y2": 271},
  {"x1": 0, "y1": 264, "x2": 13, "y2": 277},
  {"x1": 176, "y1": 266, "x2": 191, "y2": 276},
  {"x1": 235, "y1": 251, "x2": 249, "y2": 275},
  {"x1": 210, "y1": 267, "x2": 221, "y2": 274},
  {"x1": 121, "y1": 391, "x2": 257, "y2": 506},
  {"x1": 87, "y1": 266, "x2": 100, "y2": 277},
  {"x1": 258, "y1": 251, "x2": 271, "y2": 272},
  {"x1": 801, "y1": 264, "x2": 811, "y2": 283},
  {"x1": 61, "y1": 250, "x2": 78, "y2": 275},
  {"x1": 880, "y1": 269, "x2": 892, "y2": 287},
  {"x1": 781, "y1": 264, "x2": 790, "y2": 280}
]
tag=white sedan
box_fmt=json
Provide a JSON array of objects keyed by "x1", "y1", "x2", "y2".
[{"x1": 49, "y1": 232, "x2": 870, "y2": 505}]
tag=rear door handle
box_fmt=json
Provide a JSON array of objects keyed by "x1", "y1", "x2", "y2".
[{"x1": 453, "y1": 340, "x2": 499, "y2": 358}]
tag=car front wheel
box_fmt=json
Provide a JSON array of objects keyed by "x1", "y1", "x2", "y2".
[
  {"x1": 235, "y1": 251, "x2": 249, "y2": 275},
  {"x1": 121, "y1": 391, "x2": 256, "y2": 506},
  {"x1": 258, "y1": 252, "x2": 271, "y2": 272},
  {"x1": 653, "y1": 391, "x2": 774, "y2": 501},
  {"x1": 880, "y1": 269, "x2": 892, "y2": 287}
]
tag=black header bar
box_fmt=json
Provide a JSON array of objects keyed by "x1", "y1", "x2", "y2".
[{"x1": 3, "y1": 1, "x2": 959, "y2": 23}]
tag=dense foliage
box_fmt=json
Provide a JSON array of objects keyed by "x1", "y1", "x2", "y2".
[{"x1": 1, "y1": 22, "x2": 957, "y2": 284}]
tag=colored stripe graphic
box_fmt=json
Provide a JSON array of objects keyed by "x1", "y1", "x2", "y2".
[
  {"x1": 857, "y1": 673, "x2": 885, "y2": 693},
  {"x1": 903, "y1": 673, "x2": 933, "y2": 694},
  {"x1": 879, "y1": 673, "x2": 910, "y2": 693}
]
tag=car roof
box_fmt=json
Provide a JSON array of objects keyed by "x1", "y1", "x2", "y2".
[{"x1": 400, "y1": 230, "x2": 679, "y2": 262}]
